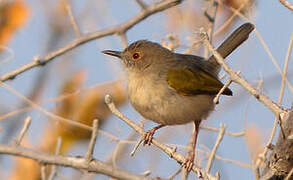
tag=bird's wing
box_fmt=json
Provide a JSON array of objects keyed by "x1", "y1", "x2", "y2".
[{"x1": 167, "y1": 68, "x2": 232, "y2": 96}]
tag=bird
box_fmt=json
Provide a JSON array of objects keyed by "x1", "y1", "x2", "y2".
[{"x1": 102, "y1": 23, "x2": 254, "y2": 171}]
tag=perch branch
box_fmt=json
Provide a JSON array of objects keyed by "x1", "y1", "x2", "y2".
[{"x1": 104, "y1": 94, "x2": 217, "y2": 180}]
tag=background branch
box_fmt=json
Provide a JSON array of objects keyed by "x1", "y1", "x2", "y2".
[
  {"x1": 0, "y1": 145, "x2": 151, "y2": 180},
  {"x1": 0, "y1": 0, "x2": 182, "y2": 82}
]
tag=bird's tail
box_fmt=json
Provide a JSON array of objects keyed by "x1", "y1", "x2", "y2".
[{"x1": 208, "y1": 23, "x2": 255, "y2": 72}]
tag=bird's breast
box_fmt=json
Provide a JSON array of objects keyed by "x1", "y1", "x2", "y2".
[{"x1": 127, "y1": 71, "x2": 215, "y2": 125}]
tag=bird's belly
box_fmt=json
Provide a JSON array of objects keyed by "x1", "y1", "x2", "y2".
[{"x1": 128, "y1": 78, "x2": 215, "y2": 125}]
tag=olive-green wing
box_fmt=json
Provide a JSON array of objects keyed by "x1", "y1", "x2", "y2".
[{"x1": 167, "y1": 68, "x2": 232, "y2": 96}]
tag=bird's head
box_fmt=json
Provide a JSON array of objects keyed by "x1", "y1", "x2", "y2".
[{"x1": 102, "y1": 40, "x2": 171, "y2": 72}]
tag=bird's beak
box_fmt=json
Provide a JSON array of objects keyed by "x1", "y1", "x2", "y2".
[{"x1": 102, "y1": 50, "x2": 122, "y2": 59}]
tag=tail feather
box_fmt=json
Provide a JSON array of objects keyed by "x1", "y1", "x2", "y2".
[{"x1": 208, "y1": 23, "x2": 255, "y2": 71}]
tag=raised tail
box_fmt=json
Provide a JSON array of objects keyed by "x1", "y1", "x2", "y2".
[{"x1": 208, "y1": 23, "x2": 255, "y2": 71}]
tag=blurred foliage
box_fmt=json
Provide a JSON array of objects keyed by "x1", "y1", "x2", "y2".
[
  {"x1": 165, "y1": 0, "x2": 255, "y2": 34},
  {"x1": 244, "y1": 123, "x2": 264, "y2": 164},
  {"x1": 0, "y1": 0, "x2": 29, "y2": 53},
  {"x1": 9, "y1": 71, "x2": 127, "y2": 180}
]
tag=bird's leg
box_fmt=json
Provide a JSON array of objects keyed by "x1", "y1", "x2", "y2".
[
  {"x1": 143, "y1": 124, "x2": 165, "y2": 146},
  {"x1": 182, "y1": 120, "x2": 201, "y2": 172}
]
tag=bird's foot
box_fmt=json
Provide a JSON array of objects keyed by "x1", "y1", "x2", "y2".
[
  {"x1": 143, "y1": 129, "x2": 156, "y2": 146},
  {"x1": 142, "y1": 124, "x2": 165, "y2": 146},
  {"x1": 182, "y1": 153, "x2": 195, "y2": 172}
]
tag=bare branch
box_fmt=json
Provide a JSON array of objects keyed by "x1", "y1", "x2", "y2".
[
  {"x1": 119, "y1": 32, "x2": 128, "y2": 48},
  {"x1": 213, "y1": 77, "x2": 233, "y2": 104},
  {"x1": 136, "y1": 0, "x2": 147, "y2": 9},
  {"x1": 256, "y1": 33, "x2": 293, "y2": 173},
  {"x1": 48, "y1": 137, "x2": 62, "y2": 180},
  {"x1": 85, "y1": 119, "x2": 99, "y2": 162},
  {"x1": 213, "y1": 71, "x2": 240, "y2": 104},
  {"x1": 279, "y1": 0, "x2": 293, "y2": 11},
  {"x1": 0, "y1": 145, "x2": 151, "y2": 180},
  {"x1": 167, "y1": 168, "x2": 182, "y2": 180},
  {"x1": 130, "y1": 138, "x2": 144, "y2": 156},
  {"x1": 205, "y1": 124, "x2": 226, "y2": 173},
  {"x1": 0, "y1": 82, "x2": 92, "y2": 131},
  {"x1": 0, "y1": 0, "x2": 183, "y2": 82},
  {"x1": 64, "y1": 0, "x2": 82, "y2": 36},
  {"x1": 200, "y1": 125, "x2": 245, "y2": 137},
  {"x1": 203, "y1": 0, "x2": 219, "y2": 58},
  {"x1": 14, "y1": 116, "x2": 31, "y2": 146}
]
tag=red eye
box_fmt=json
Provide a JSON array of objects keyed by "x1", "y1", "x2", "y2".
[{"x1": 132, "y1": 52, "x2": 140, "y2": 60}]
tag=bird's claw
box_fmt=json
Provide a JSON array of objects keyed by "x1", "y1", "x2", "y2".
[
  {"x1": 182, "y1": 155, "x2": 194, "y2": 172},
  {"x1": 143, "y1": 129, "x2": 155, "y2": 146}
]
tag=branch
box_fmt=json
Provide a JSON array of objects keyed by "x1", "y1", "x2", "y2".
[
  {"x1": 104, "y1": 95, "x2": 217, "y2": 180},
  {"x1": 279, "y1": 0, "x2": 293, "y2": 11},
  {"x1": 205, "y1": 124, "x2": 226, "y2": 173},
  {"x1": 14, "y1": 116, "x2": 31, "y2": 146},
  {"x1": 199, "y1": 29, "x2": 287, "y2": 118},
  {"x1": 0, "y1": 0, "x2": 183, "y2": 82},
  {"x1": 260, "y1": 109, "x2": 293, "y2": 180},
  {"x1": 85, "y1": 119, "x2": 99, "y2": 162},
  {"x1": 0, "y1": 145, "x2": 151, "y2": 180}
]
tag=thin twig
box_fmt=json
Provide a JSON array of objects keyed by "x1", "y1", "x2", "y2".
[
  {"x1": 65, "y1": 1, "x2": 82, "y2": 36},
  {"x1": 214, "y1": 3, "x2": 246, "y2": 36},
  {"x1": 205, "y1": 124, "x2": 226, "y2": 173},
  {"x1": 119, "y1": 32, "x2": 128, "y2": 48},
  {"x1": 214, "y1": 71, "x2": 240, "y2": 104},
  {"x1": 0, "y1": 82, "x2": 92, "y2": 131},
  {"x1": 136, "y1": 0, "x2": 147, "y2": 9},
  {"x1": 48, "y1": 137, "x2": 62, "y2": 180},
  {"x1": 167, "y1": 168, "x2": 182, "y2": 180},
  {"x1": 141, "y1": 170, "x2": 151, "y2": 176},
  {"x1": 85, "y1": 119, "x2": 99, "y2": 162},
  {"x1": 200, "y1": 125, "x2": 244, "y2": 137},
  {"x1": 104, "y1": 94, "x2": 216, "y2": 180},
  {"x1": 279, "y1": 0, "x2": 293, "y2": 11},
  {"x1": 0, "y1": 0, "x2": 182, "y2": 82},
  {"x1": 130, "y1": 138, "x2": 144, "y2": 156},
  {"x1": 0, "y1": 45, "x2": 15, "y2": 66},
  {"x1": 0, "y1": 80, "x2": 122, "y2": 122},
  {"x1": 213, "y1": 78, "x2": 232, "y2": 104},
  {"x1": 14, "y1": 116, "x2": 31, "y2": 146},
  {"x1": 203, "y1": 0, "x2": 218, "y2": 58}
]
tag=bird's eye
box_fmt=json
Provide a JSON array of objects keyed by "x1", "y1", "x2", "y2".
[{"x1": 132, "y1": 52, "x2": 140, "y2": 60}]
